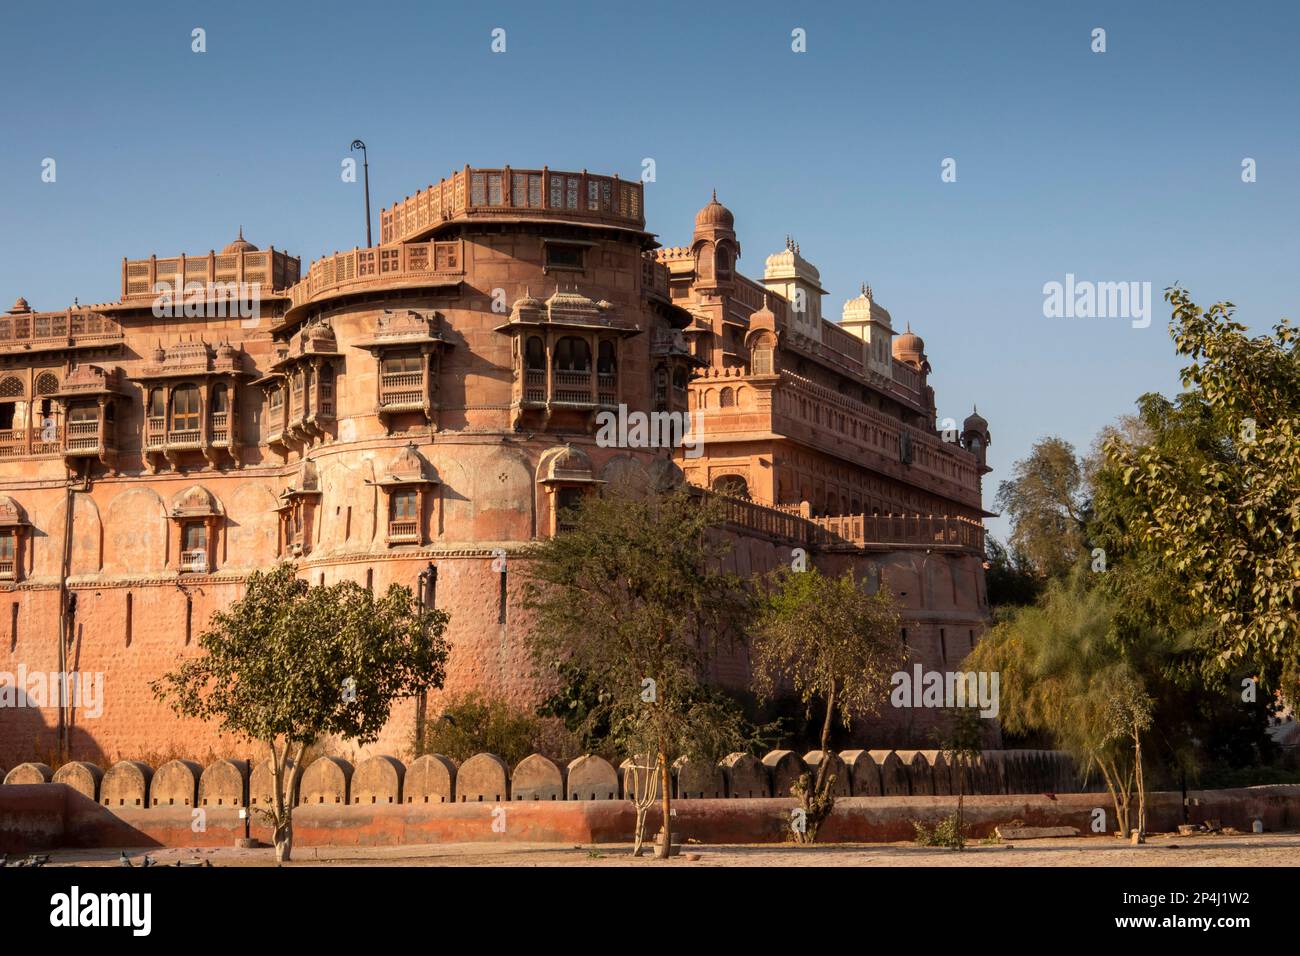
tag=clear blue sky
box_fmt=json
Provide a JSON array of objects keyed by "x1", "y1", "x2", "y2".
[{"x1": 2, "y1": 0, "x2": 1296, "y2": 539}]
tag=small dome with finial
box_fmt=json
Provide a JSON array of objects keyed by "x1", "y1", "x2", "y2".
[
  {"x1": 8, "y1": 297, "x2": 32, "y2": 314},
  {"x1": 222, "y1": 227, "x2": 257, "y2": 255},
  {"x1": 694, "y1": 190, "x2": 735, "y2": 230},
  {"x1": 893, "y1": 322, "x2": 926, "y2": 358}
]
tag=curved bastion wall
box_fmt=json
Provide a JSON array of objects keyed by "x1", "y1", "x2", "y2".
[{"x1": 0, "y1": 165, "x2": 992, "y2": 767}]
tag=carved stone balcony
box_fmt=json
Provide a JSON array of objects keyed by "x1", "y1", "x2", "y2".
[
  {"x1": 284, "y1": 241, "x2": 464, "y2": 324},
  {"x1": 0, "y1": 300, "x2": 123, "y2": 356},
  {"x1": 379, "y1": 166, "x2": 646, "y2": 246}
]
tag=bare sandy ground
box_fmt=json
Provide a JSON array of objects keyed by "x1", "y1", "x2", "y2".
[{"x1": 37, "y1": 831, "x2": 1300, "y2": 867}]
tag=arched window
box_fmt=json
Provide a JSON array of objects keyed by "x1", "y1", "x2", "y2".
[
  {"x1": 716, "y1": 245, "x2": 732, "y2": 278},
  {"x1": 171, "y1": 384, "x2": 201, "y2": 433},
  {"x1": 35, "y1": 372, "x2": 58, "y2": 396},
  {"x1": 556, "y1": 486, "x2": 586, "y2": 532},
  {"x1": 525, "y1": 336, "x2": 545, "y2": 371},
  {"x1": 0, "y1": 376, "x2": 23, "y2": 399},
  {"x1": 211, "y1": 383, "x2": 229, "y2": 415},
  {"x1": 597, "y1": 340, "x2": 616, "y2": 375},
  {"x1": 720, "y1": 387, "x2": 735, "y2": 408},
  {"x1": 148, "y1": 388, "x2": 165, "y2": 419},
  {"x1": 553, "y1": 337, "x2": 591, "y2": 372},
  {"x1": 712, "y1": 475, "x2": 749, "y2": 499},
  {"x1": 696, "y1": 243, "x2": 714, "y2": 281}
]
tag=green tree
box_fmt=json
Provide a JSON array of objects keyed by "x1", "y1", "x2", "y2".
[
  {"x1": 966, "y1": 574, "x2": 1152, "y2": 837},
  {"x1": 1106, "y1": 288, "x2": 1300, "y2": 699},
  {"x1": 521, "y1": 486, "x2": 751, "y2": 858},
  {"x1": 152, "y1": 564, "x2": 449, "y2": 861},
  {"x1": 983, "y1": 535, "x2": 1044, "y2": 611},
  {"x1": 933, "y1": 705, "x2": 985, "y2": 850},
  {"x1": 995, "y1": 436, "x2": 1091, "y2": 578},
  {"x1": 417, "y1": 692, "x2": 577, "y2": 767},
  {"x1": 751, "y1": 565, "x2": 904, "y2": 842}
]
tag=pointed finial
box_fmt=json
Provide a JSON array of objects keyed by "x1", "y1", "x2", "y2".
[{"x1": 711, "y1": 188, "x2": 717, "y2": 202}]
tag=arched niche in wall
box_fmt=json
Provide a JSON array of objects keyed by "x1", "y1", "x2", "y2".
[
  {"x1": 225, "y1": 482, "x2": 280, "y2": 568},
  {"x1": 104, "y1": 487, "x2": 168, "y2": 575}
]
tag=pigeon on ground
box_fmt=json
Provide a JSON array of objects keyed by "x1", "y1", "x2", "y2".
[
  {"x1": 119, "y1": 852, "x2": 133, "y2": 867},
  {"x1": 141, "y1": 854, "x2": 157, "y2": 868}
]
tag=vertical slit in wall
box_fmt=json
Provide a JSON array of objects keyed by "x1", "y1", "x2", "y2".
[
  {"x1": 319, "y1": 573, "x2": 325, "y2": 587},
  {"x1": 939, "y1": 628, "x2": 947, "y2": 665},
  {"x1": 428, "y1": 565, "x2": 438, "y2": 608},
  {"x1": 184, "y1": 594, "x2": 193, "y2": 645},
  {"x1": 365, "y1": 568, "x2": 373, "y2": 593},
  {"x1": 125, "y1": 593, "x2": 133, "y2": 647},
  {"x1": 9, "y1": 601, "x2": 17, "y2": 651},
  {"x1": 497, "y1": 569, "x2": 507, "y2": 625},
  {"x1": 345, "y1": 507, "x2": 352, "y2": 540}
]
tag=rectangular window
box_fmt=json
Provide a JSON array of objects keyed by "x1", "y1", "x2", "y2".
[
  {"x1": 381, "y1": 353, "x2": 422, "y2": 375},
  {"x1": 390, "y1": 490, "x2": 418, "y2": 520},
  {"x1": 498, "y1": 568, "x2": 507, "y2": 625},
  {"x1": 172, "y1": 386, "x2": 200, "y2": 432},
  {"x1": 545, "y1": 243, "x2": 585, "y2": 271},
  {"x1": 183, "y1": 522, "x2": 207, "y2": 553}
]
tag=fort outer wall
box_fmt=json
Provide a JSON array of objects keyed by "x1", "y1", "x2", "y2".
[
  {"x1": 0, "y1": 502, "x2": 988, "y2": 768},
  {"x1": 2, "y1": 749, "x2": 1295, "y2": 852}
]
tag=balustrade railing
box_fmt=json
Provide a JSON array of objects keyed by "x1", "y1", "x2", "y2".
[
  {"x1": 553, "y1": 369, "x2": 592, "y2": 404},
  {"x1": 524, "y1": 369, "x2": 546, "y2": 403},
  {"x1": 380, "y1": 166, "x2": 644, "y2": 246},
  {"x1": 0, "y1": 309, "x2": 122, "y2": 351},
  {"x1": 379, "y1": 371, "x2": 424, "y2": 407},
  {"x1": 387, "y1": 520, "x2": 418, "y2": 540},
  {"x1": 65, "y1": 419, "x2": 101, "y2": 451}
]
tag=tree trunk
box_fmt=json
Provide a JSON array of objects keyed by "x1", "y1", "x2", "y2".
[
  {"x1": 274, "y1": 821, "x2": 293, "y2": 863},
  {"x1": 655, "y1": 742, "x2": 672, "y2": 860},
  {"x1": 271, "y1": 740, "x2": 308, "y2": 863},
  {"x1": 955, "y1": 754, "x2": 965, "y2": 850},
  {"x1": 1134, "y1": 726, "x2": 1146, "y2": 840},
  {"x1": 1097, "y1": 757, "x2": 1129, "y2": 837}
]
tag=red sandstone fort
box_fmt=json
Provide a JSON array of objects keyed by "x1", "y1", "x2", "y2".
[{"x1": 0, "y1": 165, "x2": 994, "y2": 767}]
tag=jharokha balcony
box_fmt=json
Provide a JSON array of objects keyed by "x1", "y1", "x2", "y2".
[
  {"x1": 379, "y1": 166, "x2": 646, "y2": 246},
  {"x1": 0, "y1": 364, "x2": 127, "y2": 469}
]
